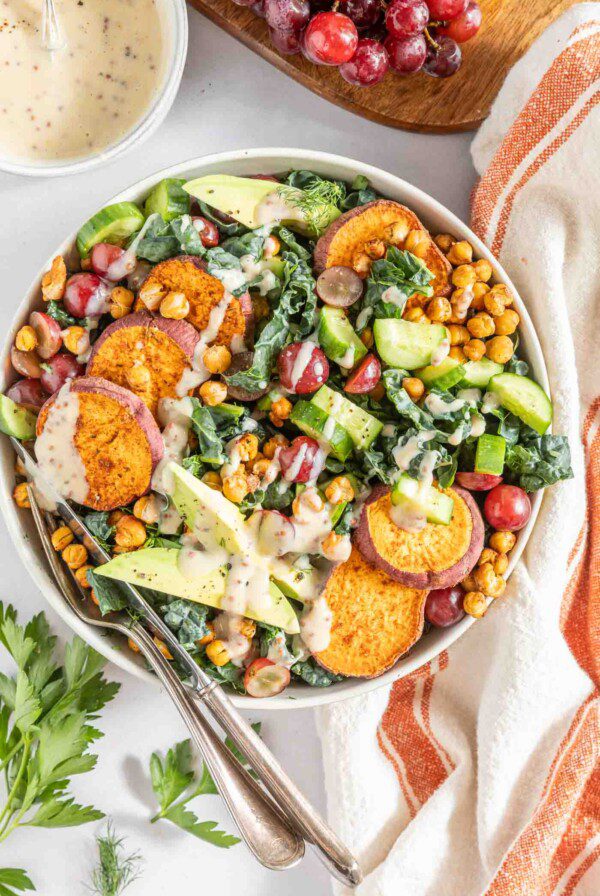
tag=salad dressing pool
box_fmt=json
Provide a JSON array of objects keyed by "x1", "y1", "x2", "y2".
[{"x1": 0, "y1": 0, "x2": 167, "y2": 164}]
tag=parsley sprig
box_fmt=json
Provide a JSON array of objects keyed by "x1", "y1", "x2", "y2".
[
  {"x1": 0, "y1": 868, "x2": 34, "y2": 896},
  {"x1": 149, "y1": 725, "x2": 261, "y2": 848},
  {"x1": 0, "y1": 602, "x2": 119, "y2": 847}
]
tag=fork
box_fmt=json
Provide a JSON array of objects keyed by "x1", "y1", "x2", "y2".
[{"x1": 27, "y1": 486, "x2": 305, "y2": 872}]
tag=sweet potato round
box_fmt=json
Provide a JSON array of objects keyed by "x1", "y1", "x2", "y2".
[
  {"x1": 138, "y1": 258, "x2": 252, "y2": 345},
  {"x1": 87, "y1": 312, "x2": 199, "y2": 416},
  {"x1": 313, "y1": 199, "x2": 451, "y2": 296},
  {"x1": 315, "y1": 547, "x2": 427, "y2": 678},
  {"x1": 354, "y1": 484, "x2": 484, "y2": 590},
  {"x1": 36, "y1": 376, "x2": 163, "y2": 511}
]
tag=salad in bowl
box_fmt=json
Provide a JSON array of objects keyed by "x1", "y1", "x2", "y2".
[{"x1": 0, "y1": 160, "x2": 573, "y2": 700}]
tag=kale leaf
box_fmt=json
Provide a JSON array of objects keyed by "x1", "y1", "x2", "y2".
[
  {"x1": 341, "y1": 175, "x2": 379, "y2": 210},
  {"x1": 81, "y1": 511, "x2": 115, "y2": 552},
  {"x1": 292, "y1": 659, "x2": 343, "y2": 687},
  {"x1": 505, "y1": 434, "x2": 573, "y2": 492},
  {"x1": 45, "y1": 300, "x2": 81, "y2": 328},
  {"x1": 362, "y1": 248, "x2": 434, "y2": 321},
  {"x1": 188, "y1": 400, "x2": 251, "y2": 468},
  {"x1": 162, "y1": 600, "x2": 210, "y2": 652}
]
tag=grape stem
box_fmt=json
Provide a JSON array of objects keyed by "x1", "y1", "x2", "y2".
[{"x1": 424, "y1": 27, "x2": 440, "y2": 50}]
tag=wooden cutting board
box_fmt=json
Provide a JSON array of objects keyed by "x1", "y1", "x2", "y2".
[{"x1": 187, "y1": 0, "x2": 575, "y2": 132}]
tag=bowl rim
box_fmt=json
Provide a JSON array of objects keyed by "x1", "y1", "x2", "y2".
[
  {"x1": 0, "y1": 147, "x2": 547, "y2": 709},
  {"x1": 0, "y1": 0, "x2": 188, "y2": 178}
]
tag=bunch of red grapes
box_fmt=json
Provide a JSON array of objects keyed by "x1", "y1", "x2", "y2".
[{"x1": 232, "y1": 0, "x2": 482, "y2": 86}]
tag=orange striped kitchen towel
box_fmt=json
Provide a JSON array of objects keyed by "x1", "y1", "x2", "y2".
[{"x1": 317, "y1": 6, "x2": 599, "y2": 894}]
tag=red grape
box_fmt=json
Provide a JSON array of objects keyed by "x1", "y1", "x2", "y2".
[
  {"x1": 425, "y1": 587, "x2": 465, "y2": 627},
  {"x1": 63, "y1": 273, "x2": 111, "y2": 318},
  {"x1": 385, "y1": 0, "x2": 428, "y2": 40},
  {"x1": 455, "y1": 472, "x2": 503, "y2": 491},
  {"x1": 265, "y1": 0, "x2": 310, "y2": 32},
  {"x1": 28, "y1": 311, "x2": 62, "y2": 359},
  {"x1": 426, "y1": 0, "x2": 467, "y2": 19},
  {"x1": 90, "y1": 243, "x2": 125, "y2": 279},
  {"x1": 191, "y1": 216, "x2": 219, "y2": 247},
  {"x1": 11, "y1": 347, "x2": 42, "y2": 379},
  {"x1": 277, "y1": 341, "x2": 329, "y2": 394},
  {"x1": 316, "y1": 265, "x2": 363, "y2": 306},
  {"x1": 344, "y1": 354, "x2": 381, "y2": 393},
  {"x1": 384, "y1": 33, "x2": 427, "y2": 73},
  {"x1": 269, "y1": 27, "x2": 303, "y2": 54},
  {"x1": 337, "y1": 0, "x2": 382, "y2": 29},
  {"x1": 303, "y1": 12, "x2": 358, "y2": 65},
  {"x1": 279, "y1": 436, "x2": 325, "y2": 483},
  {"x1": 484, "y1": 485, "x2": 531, "y2": 531},
  {"x1": 40, "y1": 354, "x2": 84, "y2": 394},
  {"x1": 244, "y1": 659, "x2": 290, "y2": 697},
  {"x1": 340, "y1": 38, "x2": 389, "y2": 85},
  {"x1": 423, "y1": 34, "x2": 462, "y2": 77},
  {"x1": 7, "y1": 378, "x2": 46, "y2": 411},
  {"x1": 438, "y1": 1, "x2": 481, "y2": 42}
]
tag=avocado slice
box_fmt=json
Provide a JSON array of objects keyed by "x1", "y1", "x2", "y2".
[
  {"x1": 169, "y1": 462, "x2": 249, "y2": 554},
  {"x1": 0, "y1": 394, "x2": 37, "y2": 440},
  {"x1": 144, "y1": 178, "x2": 190, "y2": 222},
  {"x1": 311, "y1": 384, "x2": 383, "y2": 451},
  {"x1": 317, "y1": 307, "x2": 367, "y2": 369},
  {"x1": 183, "y1": 174, "x2": 340, "y2": 238},
  {"x1": 95, "y1": 548, "x2": 300, "y2": 634},
  {"x1": 373, "y1": 319, "x2": 449, "y2": 370}
]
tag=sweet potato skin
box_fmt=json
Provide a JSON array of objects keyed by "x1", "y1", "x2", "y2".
[
  {"x1": 36, "y1": 376, "x2": 163, "y2": 511},
  {"x1": 138, "y1": 258, "x2": 252, "y2": 345},
  {"x1": 87, "y1": 311, "x2": 199, "y2": 416},
  {"x1": 315, "y1": 547, "x2": 427, "y2": 678},
  {"x1": 313, "y1": 199, "x2": 451, "y2": 297},
  {"x1": 354, "y1": 484, "x2": 484, "y2": 590}
]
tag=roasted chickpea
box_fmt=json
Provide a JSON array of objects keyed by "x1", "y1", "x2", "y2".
[
  {"x1": 488, "y1": 283, "x2": 512, "y2": 306},
  {"x1": 111, "y1": 286, "x2": 135, "y2": 309},
  {"x1": 251, "y1": 458, "x2": 271, "y2": 477},
  {"x1": 114, "y1": 516, "x2": 147, "y2": 549},
  {"x1": 402, "y1": 377, "x2": 425, "y2": 402},
  {"x1": 467, "y1": 313, "x2": 495, "y2": 339},
  {"x1": 15, "y1": 325, "x2": 38, "y2": 352},
  {"x1": 51, "y1": 526, "x2": 74, "y2": 552},
  {"x1": 325, "y1": 476, "x2": 355, "y2": 505},
  {"x1": 493, "y1": 553, "x2": 509, "y2": 576},
  {"x1": 41, "y1": 256, "x2": 67, "y2": 302},
  {"x1": 62, "y1": 543, "x2": 88, "y2": 570},
  {"x1": 364, "y1": 239, "x2": 386, "y2": 260},
  {"x1": 452, "y1": 264, "x2": 477, "y2": 289},
  {"x1": 236, "y1": 433, "x2": 259, "y2": 463},
  {"x1": 449, "y1": 346, "x2": 466, "y2": 362},
  {"x1": 108, "y1": 509, "x2": 126, "y2": 526},
  {"x1": 494, "y1": 309, "x2": 520, "y2": 336},
  {"x1": 463, "y1": 591, "x2": 487, "y2": 618},
  {"x1": 471, "y1": 281, "x2": 490, "y2": 311},
  {"x1": 353, "y1": 253, "x2": 372, "y2": 276},
  {"x1": 206, "y1": 640, "x2": 230, "y2": 666},
  {"x1": 447, "y1": 324, "x2": 470, "y2": 346},
  {"x1": 263, "y1": 435, "x2": 289, "y2": 459},
  {"x1": 447, "y1": 240, "x2": 473, "y2": 266},
  {"x1": 426, "y1": 297, "x2": 452, "y2": 322},
  {"x1": 153, "y1": 636, "x2": 173, "y2": 660},
  {"x1": 486, "y1": 335, "x2": 514, "y2": 364},
  {"x1": 109, "y1": 302, "x2": 130, "y2": 320},
  {"x1": 434, "y1": 233, "x2": 455, "y2": 253},
  {"x1": 478, "y1": 547, "x2": 497, "y2": 566},
  {"x1": 488, "y1": 576, "x2": 507, "y2": 598},
  {"x1": 403, "y1": 306, "x2": 426, "y2": 323},
  {"x1": 138, "y1": 281, "x2": 165, "y2": 311},
  {"x1": 127, "y1": 637, "x2": 141, "y2": 654},
  {"x1": 483, "y1": 291, "x2": 506, "y2": 317},
  {"x1": 222, "y1": 471, "x2": 249, "y2": 503},
  {"x1": 133, "y1": 495, "x2": 160, "y2": 524},
  {"x1": 160, "y1": 291, "x2": 190, "y2": 320},
  {"x1": 74, "y1": 565, "x2": 93, "y2": 589},
  {"x1": 404, "y1": 229, "x2": 429, "y2": 258},
  {"x1": 62, "y1": 326, "x2": 90, "y2": 355},
  {"x1": 474, "y1": 562, "x2": 496, "y2": 595},
  {"x1": 360, "y1": 328, "x2": 374, "y2": 349},
  {"x1": 269, "y1": 396, "x2": 292, "y2": 426},
  {"x1": 202, "y1": 471, "x2": 223, "y2": 491},
  {"x1": 463, "y1": 339, "x2": 486, "y2": 361},
  {"x1": 489, "y1": 530, "x2": 516, "y2": 553},
  {"x1": 472, "y1": 259, "x2": 493, "y2": 282},
  {"x1": 199, "y1": 380, "x2": 227, "y2": 406},
  {"x1": 385, "y1": 221, "x2": 410, "y2": 245},
  {"x1": 203, "y1": 345, "x2": 232, "y2": 375},
  {"x1": 13, "y1": 482, "x2": 30, "y2": 508},
  {"x1": 461, "y1": 573, "x2": 478, "y2": 593}
]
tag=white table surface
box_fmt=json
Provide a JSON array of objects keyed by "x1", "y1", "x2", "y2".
[{"x1": 0, "y1": 9, "x2": 476, "y2": 894}]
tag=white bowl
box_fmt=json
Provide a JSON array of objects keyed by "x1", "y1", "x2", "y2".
[
  {"x1": 0, "y1": 148, "x2": 547, "y2": 708},
  {"x1": 0, "y1": 0, "x2": 188, "y2": 177}
]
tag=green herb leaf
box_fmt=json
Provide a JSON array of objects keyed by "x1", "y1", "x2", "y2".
[
  {"x1": 45, "y1": 301, "x2": 81, "y2": 328},
  {"x1": 0, "y1": 868, "x2": 35, "y2": 895},
  {"x1": 161, "y1": 803, "x2": 240, "y2": 848},
  {"x1": 90, "y1": 823, "x2": 142, "y2": 896},
  {"x1": 150, "y1": 740, "x2": 195, "y2": 813}
]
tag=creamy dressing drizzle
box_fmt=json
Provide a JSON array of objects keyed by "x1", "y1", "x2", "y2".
[
  {"x1": 392, "y1": 430, "x2": 436, "y2": 471},
  {"x1": 453, "y1": 285, "x2": 474, "y2": 320},
  {"x1": 470, "y1": 415, "x2": 486, "y2": 438},
  {"x1": 300, "y1": 594, "x2": 332, "y2": 653},
  {"x1": 355, "y1": 306, "x2": 373, "y2": 331},
  {"x1": 176, "y1": 291, "x2": 236, "y2": 396},
  {"x1": 290, "y1": 340, "x2": 318, "y2": 390},
  {"x1": 254, "y1": 190, "x2": 306, "y2": 227},
  {"x1": 424, "y1": 392, "x2": 466, "y2": 415},
  {"x1": 481, "y1": 391, "x2": 501, "y2": 414},
  {"x1": 457, "y1": 388, "x2": 482, "y2": 405},
  {"x1": 337, "y1": 346, "x2": 356, "y2": 370},
  {"x1": 152, "y1": 397, "x2": 194, "y2": 495},
  {"x1": 430, "y1": 336, "x2": 451, "y2": 367},
  {"x1": 35, "y1": 382, "x2": 88, "y2": 505}
]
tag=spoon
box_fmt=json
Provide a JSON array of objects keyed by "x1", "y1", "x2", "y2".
[{"x1": 41, "y1": 0, "x2": 65, "y2": 51}]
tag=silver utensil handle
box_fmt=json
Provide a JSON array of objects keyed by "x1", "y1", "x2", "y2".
[
  {"x1": 198, "y1": 685, "x2": 362, "y2": 887},
  {"x1": 128, "y1": 623, "x2": 304, "y2": 871}
]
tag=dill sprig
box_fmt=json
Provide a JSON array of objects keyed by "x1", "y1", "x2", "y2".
[
  {"x1": 277, "y1": 179, "x2": 344, "y2": 232},
  {"x1": 90, "y1": 823, "x2": 142, "y2": 896}
]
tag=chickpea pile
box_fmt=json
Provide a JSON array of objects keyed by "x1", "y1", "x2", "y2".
[
  {"x1": 461, "y1": 530, "x2": 517, "y2": 618},
  {"x1": 402, "y1": 232, "x2": 520, "y2": 368}
]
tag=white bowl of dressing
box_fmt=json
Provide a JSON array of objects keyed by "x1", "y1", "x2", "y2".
[
  {"x1": 0, "y1": 149, "x2": 548, "y2": 708},
  {"x1": 0, "y1": 0, "x2": 187, "y2": 176}
]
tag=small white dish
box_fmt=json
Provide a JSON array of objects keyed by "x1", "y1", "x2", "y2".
[
  {"x1": 0, "y1": 0, "x2": 188, "y2": 178},
  {"x1": 0, "y1": 148, "x2": 548, "y2": 708}
]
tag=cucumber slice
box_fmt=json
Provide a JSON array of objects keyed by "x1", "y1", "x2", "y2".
[
  {"x1": 475, "y1": 434, "x2": 506, "y2": 475},
  {"x1": 416, "y1": 357, "x2": 465, "y2": 391},
  {"x1": 391, "y1": 474, "x2": 454, "y2": 525},
  {"x1": 289, "y1": 401, "x2": 354, "y2": 461},
  {"x1": 76, "y1": 202, "x2": 145, "y2": 258},
  {"x1": 489, "y1": 373, "x2": 552, "y2": 435},
  {"x1": 317, "y1": 307, "x2": 367, "y2": 369},
  {"x1": 144, "y1": 178, "x2": 190, "y2": 222},
  {"x1": 373, "y1": 319, "x2": 448, "y2": 370},
  {"x1": 0, "y1": 394, "x2": 37, "y2": 440},
  {"x1": 461, "y1": 358, "x2": 504, "y2": 388},
  {"x1": 311, "y1": 384, "x2": 382, "y2": 450}
]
